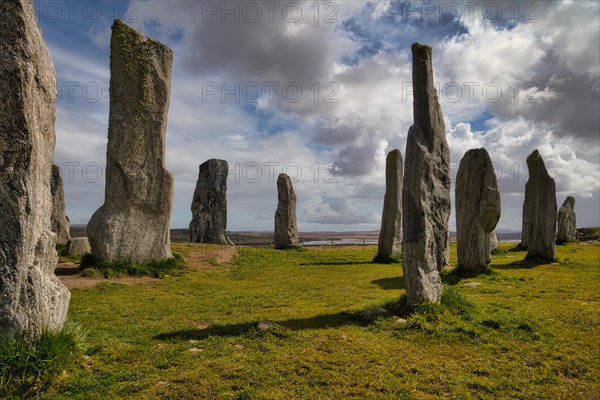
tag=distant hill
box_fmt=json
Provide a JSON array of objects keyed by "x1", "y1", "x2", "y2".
[{"x1": 69, "y1": 225, "x2": 527, "y2": 245}]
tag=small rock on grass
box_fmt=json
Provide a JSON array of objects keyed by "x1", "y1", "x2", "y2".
[
  {"x1": 188, "y1": 347, "x2": 204, "y2": 353},
  {"x1": 255, "y1": 321, "x2": 285, "y2": 331},
  {"x1": 360, "y1": 307, "x2": 389, "y2": 319},
  {"x1": 82, "y1": 355, "x2": 94, "y2": 368},
  {"x1": 463, "y1": 282, "x2": 482, "y2": 287}
]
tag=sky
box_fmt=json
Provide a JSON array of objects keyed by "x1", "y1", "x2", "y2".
[{"x1": 38, "y1": 0, "x2": 600, "y2": 232}]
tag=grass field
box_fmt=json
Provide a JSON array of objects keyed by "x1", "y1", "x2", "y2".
[{"x1": 6, "y1": 242, "x2": 600, "y2": 399}]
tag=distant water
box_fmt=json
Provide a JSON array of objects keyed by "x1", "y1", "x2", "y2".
[{"x1": 302, "y1": 238, "x2": 520, "y2": 246}]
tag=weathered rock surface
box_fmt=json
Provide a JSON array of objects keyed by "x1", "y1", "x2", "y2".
[
  {"x1": 522, "y1": 150, "x2": 557, "y2": 260},
  {"x1": 51, "y1": 164, "x2": 70, "y2": 244},
  {"x1": 190, "y1": 159, "x2": 234, "y2": 245},
  {"x1": 274, "y1": 173, "x2": 299, "y2": 249},
  {"x1": 375, "y1": 149, "x2": 403, "y2": 262},
  {"x1": 0, "y1": 0, "x2": 70, "y2": 340},
  {"x1": 87, "y1": 20, "x2": 174, "y2": 263},
  {"x1": 557, "y1": 196, "x2": 577, "y2": 243},
  {"x1": 63, "y1": 237, "x2": 92, "y2": 258},
  {"x1": 402, "y1": 43, "x2": 451, "y2": 305},
  {"x1": 456, "y1": 148, "x2": 501, "y2": 273}
]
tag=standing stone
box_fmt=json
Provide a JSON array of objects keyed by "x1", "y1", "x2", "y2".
[
  {"x1": 490, "y1": 230, "x2": 499, "y2": 252},
  {"x1": 375, "y1": 149, "x2": 403, "y2": 262},
  {"x1": 455, "y1": 149, "x2": 501, "y2": 273},
  {"x1": 51, "y1": 164, "x2": 70, "y2": 244},
  {"x1": 274, "y1": 173, "x2": 299, "y2": 249},
  {"x1": 557, "y1": 196, "x2": 577, "y2": 243},
  {"x1": 87, "y1": 20, "x2": 174, "y2": 263},
  {"x1": 402, "y1": 43, "x2": 451, "y2": 305},
  {"x1": 190, "y1": 159, "x2": 234, "y2": 245},
  {"x1": 522, "y1": 150, "x2": 557, "y2": 260},
  {"x1": 63, "y1": 237, "x2": 92, "y2": 258},
  {"x1": 0, "y1": 0, "x2": 70, "y2": 340}
]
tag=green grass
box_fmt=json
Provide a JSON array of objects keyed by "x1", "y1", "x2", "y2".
[
  {"x1": 79, "y1": 252, "x2": 186, "y2": 278},
  {"x1": 491, "y1": 246, "x2": 508, "y2": 255},
  {"x1": 0, "y1": 323, "x2": 85, "y2": 399},
  {"x1": 56, "y1": 243, "x2": 83, "y2": 263},
  {"x1": 14, "y1": 242, "x2": 600, "y2": 399}
]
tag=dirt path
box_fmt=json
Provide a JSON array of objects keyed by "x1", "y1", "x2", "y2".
[{"x1": 56, "y1": 244, "x2": 238, "y2": 290}]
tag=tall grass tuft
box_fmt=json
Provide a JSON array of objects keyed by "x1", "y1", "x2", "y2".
[
  {"x1": 440, "y1": 284, "x2": 474, "y2": 316},
  {"x1": 0, "y1": 323, "x2": 85, "y2": 399},
  {"x1": 79, "y1": 252, "x2": 186, "y2": 278}
]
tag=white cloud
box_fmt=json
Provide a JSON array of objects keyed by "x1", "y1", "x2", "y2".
[{"x1": 44, "y1": 0, "x2": 599, "y2": 231}]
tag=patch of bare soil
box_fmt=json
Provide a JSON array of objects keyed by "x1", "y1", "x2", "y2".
[
  {"x1": 56, "y1": 245, "x2": 238, "y2": 290},
  {"x1": 55, "y1": 262, "x2": 161, "y2": 290}
]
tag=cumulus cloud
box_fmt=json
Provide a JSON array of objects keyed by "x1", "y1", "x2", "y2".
[
  {"x1": 41, "y1": 0, "x2": 599, "y2": 230},
  {"x1": 437, "y1": 1, "x2": 600, "y2": 143},
  {"x1": 304, "y1": 193, "x2": 378, "y2": 225},
  {"x1": 446, "y1": 117, "x2": 600, "y2": 230}
]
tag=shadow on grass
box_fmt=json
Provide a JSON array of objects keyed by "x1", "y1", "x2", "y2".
[
  {"x1": 372, "y1": 255, "x2": 401, "y2": 264},
  {"x1": 440, "y1": 264, "x2": 501, "y2": 284},
  {"x1": 54, "y1": 266, "x2": 81, "y2": 276},
  {"x1": 508, "y1": 244, "x2": 526, "y2": 252},
  {"x1": 154, "y1": 311, "x2": 372, "y2": 341},
  {"x1": 441, "y1": 255, "x2": 549, "y2": 282},
  {"x1": 371, "y1": 277, "x2": 404, "y2": 290},
  {"x1": 154, "y1": 289, "x2": 481, "y2": 342},
  {"x1": 491, "y1": 257, "x2": 552, "y2": 270}
]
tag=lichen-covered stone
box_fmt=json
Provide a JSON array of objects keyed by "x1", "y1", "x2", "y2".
[
  {"x1": 375, "y1": 149, "x2": 403, "y2": 262},
  {"x1": 51, "y1": 164, "x2": 70, "y2": 244},
  {"x1": 522, "y1": 150, "x2": 557, "y2": 260},
  {"x1": 0, "y1": 0, "x2": 70, "y2": 340},
  {"x1": 274, "y1": 173, "x2": 299, "y2": 249},
  {"x1": 87, "y1": 19, "x2": 174, "y2": 263},
  {"x1": 456, "y1": 149, "x2": 501, "y2": 273},
  {"x1": 190, "y1": 159, "x2": 234, "y2": 245},
  {"x1": 402, "y1": 43, "x2": 451, "y2": 305},
  {"x1": 557, "y1": 196, "x2": 576, "y2": 243}
]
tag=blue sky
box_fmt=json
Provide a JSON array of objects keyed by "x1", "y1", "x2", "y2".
[{"x1": 39, "y1": 0, "x2": 600, "y2": 231}]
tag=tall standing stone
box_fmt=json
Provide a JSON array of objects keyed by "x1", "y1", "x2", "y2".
[
  {"x1": 557, "y1": 196, "x2": 577, "y2": 243},
  {"x1": 455, "y1": 149, "x2": 501, "y2": 273},
  {"x1": 375, "y1": 149, "x2": 403, "y2": 262},
  {"x1": 190, "y1": 159, "x2": 234, "y2": 245},
  {"x1": 87, "y1": 20, "x2": 174, "y2": 263},
  {"x1": 402, "y1": 43, "x2": 451, "y2": 305},
  {"x1": 521, "y1": 150, "x2": 557, "y2": 260},
  {"x1": 0, "y1": 0, "x2": 70, "y2": 340},
  {"x1": 274, "y1": 173, "x2": 299, "y2": 249},
  {"x1": 51, "y1": 164, "x2": 70, "y2": 244}
]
